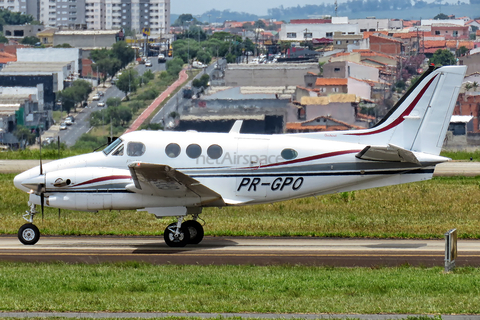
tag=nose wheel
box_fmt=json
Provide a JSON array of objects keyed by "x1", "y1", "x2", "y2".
[
  {"x1": 18, "y1": 223, "x2": 40, "y2": 245},
  {"x1": 18, "y1": 203, "x2": 40, "y2": 245}
]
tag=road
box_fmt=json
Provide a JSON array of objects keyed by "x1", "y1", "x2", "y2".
[
  {"x1": 150, "y1": 59, "x2": 226, "y2": 126},
  {"x1": 58, "y1": 58, "x2": 167, "y2": 147},
  {"x1": 0, "y1": 236, "x2": 479, "y2": 266}
]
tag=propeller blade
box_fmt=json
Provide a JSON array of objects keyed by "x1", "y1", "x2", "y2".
[
  {"x1": 39, "y1": 134, "x2": 43, "y2": 175},
  {"x1": 40, "y1": 192, "x2": 44, "y2": 222}
]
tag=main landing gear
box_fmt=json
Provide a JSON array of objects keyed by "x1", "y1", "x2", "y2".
[
  {"x1": 164, "y1": 216, "x2": 204, "y2": 247},
  {"x1": 18, "y1": 203, "x2": 40, "y2": 245}
]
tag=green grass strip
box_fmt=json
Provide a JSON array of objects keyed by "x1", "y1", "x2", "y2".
[
  {"x1": 0, "y1": 263, "x2": 478, "y2": 314},
  {"x1": 2, "y1": 174, "x2": 480, "y2": 239}
]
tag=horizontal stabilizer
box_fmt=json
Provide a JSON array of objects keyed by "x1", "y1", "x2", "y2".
[{"x1": 356, "y1": 144, "x2": 420, "y2": 165}]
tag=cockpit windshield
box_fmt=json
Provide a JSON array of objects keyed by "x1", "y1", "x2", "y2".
[{"x1": 103, "y1": 138, "x2": 122, "y2": 155}]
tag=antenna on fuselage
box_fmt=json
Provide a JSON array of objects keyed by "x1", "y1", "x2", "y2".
[{"x1": 229, "y1": 120, "x2": 243, "y2": 134}]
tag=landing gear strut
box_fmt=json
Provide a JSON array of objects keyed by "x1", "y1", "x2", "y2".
[
  {"x1": 18, "y1": 203, "x2": 40, "y2": 245},
  {"x1": 163, "y1": 215, "x2": 205, "y2": 247}
]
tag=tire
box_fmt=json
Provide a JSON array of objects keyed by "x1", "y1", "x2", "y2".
[
  {"x1": 18, "y1": 224, "x2": 40, "y2": 245},
  {"x1": 164, "y1": 223, "x2": 190, "y2": 247},
  {"x1": 183, "y1": 220, "x2": 204, "y2": 245}
]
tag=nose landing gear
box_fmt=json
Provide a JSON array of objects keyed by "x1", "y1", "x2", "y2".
[{"x1": 18, "y1": 203, "x2": 40, "y2": 245}]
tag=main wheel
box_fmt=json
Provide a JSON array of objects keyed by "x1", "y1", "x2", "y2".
[
  {"x1": 164, "y1": 223, "x2": 190, "y2": 247},
  {"x1": 18, "y1": 223, "x2": 40, "y2": 245},
  {"x1": 183, "y1": 220, "x2": 204, "y2": 245}
]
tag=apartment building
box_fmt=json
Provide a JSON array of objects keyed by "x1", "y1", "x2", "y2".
[
  {"x1": 39, "y1": 0, "x2": 86, "y2": 28},
  {"x1": 101, "y1": 0, "x2": 170, "y2": 35},
  {"x1": 16, "y1": 0, "x2": 169, "y2": 34}
]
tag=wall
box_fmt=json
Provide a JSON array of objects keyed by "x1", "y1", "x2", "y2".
[
  {"x1": 224, "y1": 64, "x2": 320, "y2": 87},
  {"x1": 17, "y1": 48, "x2": 81, "y2": 75},
  {"x1": 454, "y1": 93, "x2": 480, "y2": 133},
  {"x1": 458, "y1": 52, "x2": 480, "y2": 74},
  {"x1": 369, "y1": 35, "x2": 402, "y2": 55},
  {"x1": 286, "y1": 102, "x2": 356, "y2": 124},
  {"x1": 0, "y1": 75, "x2": 55, "y2": 108},
  {"x1": 347, "y1": 78, "x2": 371, "y2": 100},
  {"x1": 53, "y1": 33, "x2": 116, "y2": 48},
  {"x1": 279, "y1": 23, "x2": 359, "y2": 41}
]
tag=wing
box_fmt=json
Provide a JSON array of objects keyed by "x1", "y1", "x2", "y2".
[{"x1": 127, "y1": 162, "x2": 225, "y2": 206}]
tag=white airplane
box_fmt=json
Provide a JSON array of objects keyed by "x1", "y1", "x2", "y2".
[{"x1": 14, "y1": 65, "x2": 466, "y2": 247}]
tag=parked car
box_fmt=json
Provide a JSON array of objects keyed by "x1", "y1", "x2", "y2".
[
  {"x1": 97, "y1": 102, "x2": 105, "y2": 107},
  {"x1": 158, "y1": 53, "x2": 166, "y2": 63},
  {"x1": 92, "y1": 94, "x2": 100, "y2": 101},
  {"x1": 59, "y1": 123, "x2": 67, "y2": 130},
  {"x1": 66, "y1": 115, "x2": 75, "y2": 123},
  {"x1": 64, "y1": 118, "x2": 73, "y2": 126},
  {"x1": 98, "y1": 91, "x2": 104, "y2": 96},
  {"x1": 145, "y1": 60, "x2": 152, "y2": 67},
  {"x1": 192, "y1": 61, "x2": 206, "y2": 69}
]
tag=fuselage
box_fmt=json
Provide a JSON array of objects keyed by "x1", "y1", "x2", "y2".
[{"x1": 13, "y1": 129, "x2": 440, "y2": 213}]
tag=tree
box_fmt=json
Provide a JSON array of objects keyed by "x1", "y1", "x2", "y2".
[
  {"x1": 473, "y1": 81, "x2": 479, "y2": 92},
  {"x1": 456, "y1": 46, "x2": 468, "y2": 57},
  {"x1": 166, "y1": 57, "x2": 184, "y2": 77},
  {"x1": 54, "y1": 43, "x2": 72, "y2": 48},
  {"x1": 464, "y1": 82, "x2": 473, "y2": 92},
  {"x1": 20, "y1": 36, "x2": 39, "y2": 45},
  {"x1": 254, "y1": 20, "x2": 266, "y2": 29},
  {"x1": 115, "y1": 69, "x2": 138, "y2": 99},
  {"x1": 433, "y1": 13, "x2": 449, "y2": 20},
  {"x1": 0, "y1": 33, "x2": 7, "y2": 43},
  {"x1": 14, "y1": 125, "x2": 35, "y2": 148},
  {"x1": 430, "y1": 49, "x2": 456, "y2": 66},
  {"x1": 57, "y1": 80, "x2": 92, "y2": 113},
  {"x1": 172, "y1": 14, "x2": 197, "y2": 27},
  {"x1": 92, "y1": 58, "x2": 121, "y2": 86},
  {"x1": 111, "y1": 41, "x2": 135, "y2": 68}
]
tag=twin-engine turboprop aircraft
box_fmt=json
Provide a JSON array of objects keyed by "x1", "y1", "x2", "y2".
[{"x1": 14, "y1": 65, "x2": 466, "y2": 247}]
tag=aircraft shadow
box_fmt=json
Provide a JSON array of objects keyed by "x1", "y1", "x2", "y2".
[{"x1": 132, "y1": 238, "x2": 238, "y2": 254}]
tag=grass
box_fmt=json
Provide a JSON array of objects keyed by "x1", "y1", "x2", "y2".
[
  {"x1": 0, "y1": 263, "x2": 478, "y2": 313},
  {"x1": 2, "y1": 174, "x2": 480, "y2": 238}
]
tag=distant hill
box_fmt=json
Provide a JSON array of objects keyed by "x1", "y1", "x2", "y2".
[{"x1": 173, "y1": 1, "x2": 479, "y2": 23}]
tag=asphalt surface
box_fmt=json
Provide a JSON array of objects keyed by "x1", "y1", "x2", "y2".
[
  {"x1": 151, "y1": 59, "x2": 225, "y2": 126},
  {"x1": 58, "y1": 58, "x2": 167, "y2": 147},
  {"x1": 1, "y1": 236, "x2": 479, "y2": 267}
]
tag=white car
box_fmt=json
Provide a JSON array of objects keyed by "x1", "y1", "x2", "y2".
[
  {"x1": 145, "y1": 60, "x2": 152, "y2": 67},
  {"x1": 92, "y1": 95, "x2": 100, "y2": 101},
  {"x1": 64, "y1": 118, "x2": 73, "y2": 126},
  {"x1": 97, "y1": 102, "x2": 105, "y2": 107},
  {"x1": 59, "y1": 123, "x2": 67, "y2": 130},
  {"x1": 192, "y1": 61, "x2": 206, "y2": 69}
]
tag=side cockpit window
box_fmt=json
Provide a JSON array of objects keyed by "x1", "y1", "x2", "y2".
[
  {"x1": 112, "y1": 144, "x2": 124, "y2": 156},
  {"x1": 103, "y1": 138, "x2": 122, "y2": 155},
  {"x1": 127, "y1": 142, "x2": 146, "y2": 157}
]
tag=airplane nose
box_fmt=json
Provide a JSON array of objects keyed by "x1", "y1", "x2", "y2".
[{"x1": 14, "y1": 170, "x2": 37, "y2": 193}]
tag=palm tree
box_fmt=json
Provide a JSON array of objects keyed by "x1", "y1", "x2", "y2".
[
  {"x1": 473, "y1": 81, "x2": 479, "y2": 92},
  {"x1": 465, "y1": 82, "x2": 473, "y2": 92}
]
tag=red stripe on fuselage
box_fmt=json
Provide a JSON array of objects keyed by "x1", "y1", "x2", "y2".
[
  {"x1": 74, "y1": 175, "x2": 132, "y2": 187},
  {"x1": 346, "y1": 74, "x2": 438, "y2": 136},
  {"x1": 241, "y1": 149, "x2": 362, "y2": 169}
]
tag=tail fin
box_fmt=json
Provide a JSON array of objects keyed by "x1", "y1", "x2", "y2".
[{"x1": 341, "y1": 65, "x2": 466, "y2": 155}]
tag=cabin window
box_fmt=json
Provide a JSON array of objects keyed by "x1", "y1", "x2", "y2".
[
  {"x1": 207, "y1": 144, "x2": 223, "y2": 159},
  {"x1": 165, "y1": 143, "x2": 181, "y2": 158},
  {"x1": 281, "y1": 148, "x2": 298, "y2": 160},
  {"x1": 127, "y1": 142, "x2": 145, "y2": 156},
  {"x1": 186, "y1": 144, "x2": 202, "y2": 159},
  {"x1": 112, "y1": 144, "x2": 124, "y2": 156},
  {"x1": 103, "y1": 138, "x2": 122, "y2": 155}
]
